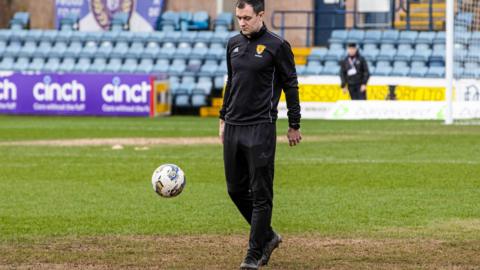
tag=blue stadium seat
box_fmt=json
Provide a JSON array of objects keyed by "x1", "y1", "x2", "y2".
[
  {"x1": 363, "y1": 30, "x2": 382, "y2": 45},
  {"x1": 143, "y1": 41, "x2": 161, "y2": 59},
  {"x1": 73, "y1": 57, "x2": 91, "y2": 73},
  {"x1": 19, "y1": 41, "x2": 37, "y2": 57},
  {"x1": 111, "y1": 12, "x2": 129, "y2": 31},
  {"x1": 307, "y1": 48, "x2": 327, "y2": 62},
  {"x1": 148, "y1": 31, "x2": 165, "y2": 43},
  {"x1": 104, "y1": 58, "x2": 122, "y2": 73},
  {"x1": 0, "y1": 41, "x2": 6, "y2": 55},
  {"x1": 455, "y1": 32, "x2": 471, "y2": 45},
  {"x1": 185, "y1": 59, "x2": 203, "y2": 75},
  {"x1": 214, "y1": 12, "x2": 233, "y2": 31},
  {"x1": 322, "y1": 61, "x2": 339, "y2": 75},
  {"x1": 198, "y1": 62, "x2": 218, "y2": 77},
  {"x1": 324, "y1": 49, "x2": 344, "y2": 61},
  {"x1": 397, "y1": 31, "x2": 418, "y2": 44},
  {"x1": 411, "y1": 60, "x2": 427, "y2": 68},
  {"x1": 0, "y1": 56, "x2": 15, "y2": 71},
  {"x1": 0, "y1": 30, "x2": 13, "y2": 42},
  {"x1": 390, "y1": 66, "x2": 410, "y2": 77},
  {"x1": 215, "y1": 60, "x2": 227, "y2": 76},
  {"x1": 13, "y1": 57, "x2": 30, "y2": 72},
  {"x1": 206, "y1": 43, "x2": 225, "y2": 60},
  {"x1": 409, "y1": 66, "x2": 428, "y2": 77},
  {"x1": 394, "y1": 46, "x2": 414, "y2": 61},
  {"x1": 97, "y1": 41, "x2": 113, "y2": 58},
  {"x1": 119, "y1": 58, "x2": 138, "y2": 73},
  {"x1": 127, "y1": 41, "x2": 145, "y2": 58},
  {"x1": 347, "y1": 29, "x2": 365, "y2": 44},
  {"x1": 296, "y1": 65, "x2": 307, "y2": 76},
  {"x1": 416, "y1": 31, "x2": 436, "y2": 45},
  {"x1": 29, "y1": 57, "x2": 45, "y2": 71},
  {"x1": 411, "y1": 48, "x2": 432, "y2": 62},
  {"x1": 381, "y1": 30, "x2": 399, "y2": 44},
  {"x1": 178, "y1": 31, "x2": 198, "y2": 44},
  {"x1": 102, "y1": 31, "x2": 119, "y2": 42},
  {"x1": 116, "y1": 31, "x2": 135, "y2": 42},
  {"x1": 43, "y1": 57, "x2": 61, "y2": 73},
  {"x1": 110, "y1": 41, "x2": 129, "y2": 58},
  {"x1": 174, "y1": 94, "x2": 190, "y2": 107},
  {"x1": 49, "y1": 41, "x2": 68, "y2": 58},
  {"x1": 160, "y1": 11, "x2": 180, "y2": 31},
  {"x1": 168, "y1": 59, "x2": 187, "y2": 76},
  {"x1": 179, "y1": 11, "x2": 193, "y2": 31},
  {"x1": 194, "y1": 81, "x2": 213, "y2": 95},
  {"x1": 362, "y1": 48, "x2": 379, "y2": 61},
  {"x1": 470, "y1": 32, "x2": 480, "y2": 44},
  {"x1": 430, "y1": 50, "x2": 445, "y2": 64},
  {"x1": 191, "y1": 43, "x2": 208, "y2": 59},
  {"x1": 214, "y1": 76, "x2": 225, "y2": 89},
  {"x1": 196, "y1": 31, "x2": 214, "y2": 44},
  {"x1": 56, "y1": 30, "x2": 72, "y2": 42},
  {"x1": 10, "y1": 30, "x2": 27, "y2": 42},
  {"x1": 191, "y1": 94, "x2": 207, "y2": 107},
  {"x1": 4, "y1": 41, "x2": 22, "y2": 57},
  {"x1": 58, "y1": 57, "x2": 76, "y2": 72},
  {"x1": 152, "y1": 59, "x2": 170, "y2": 73},
  {"x1": 88, "y1": 57, "x2": 108, "y2": 73},
  {"x1": 466, "y1": 49, "x2": 480, "y2": 61},
  {"x1": 25, "y1": 30, "x2": 43, "y2": 42},
  {"x1": 64, "y1": 41, "x2": 82, "y2": 57},
  {"x1": 70, "y1": 31, "x2": 86, "y2": 42},
  {"x1": 328, "y1": 30, "x2": 348, "y2": 44},
  {"x1": 10, "y1": 12, "x2": 30, "y2": 30},
  {"x1": 377, "y1": 48, "x2": 396, "y2": 61},
  {"x1": 189, "y1": 11, "x2": 210, "y2": 31},
  {"x1": 158, "y1": 43, "x2": 176, "y2": 59},
  {"x1": 426, "y1": 66, "x2": 445, "y2": 78},
  {"x1": 304, "y1": 63, "x2": 323, "y2": 75},
  {"x1": 393, "y1": 61, "x2": 408, "y2": 68},
  {"x1": 59, "y1": 12, "x2": 79, "y2": 31},
  {"x1": 42, "y1": 30, "x2": 58, "y2": 42},
  {"x1": 80, "y1": 41, "x2": 98, "y2": 58},
  {"x1": 211, "y1": 31, "x2": 230, "y2": 44},
  {"x1": 374, "y1": 66, "x2": 392, "y2": 76},
  {"x1": 176, "y1": 43, "x2": 193, "y2": 59},
  {"x1": 136, "y1": 58, "x2": 154, "y2": 74},
  {"x1": 329, "y1": 43, "x2": 343, "y2": 51},
  {"x1": 164, "y1": 31, "x2": 182, "y2": 43},
  {"x1": 175, "y1": 81, "x2": 196, "y2": 95}
]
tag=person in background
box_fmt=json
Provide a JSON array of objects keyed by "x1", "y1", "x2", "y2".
[{"x1": 340, "y1": 43, "x2": 370, "y2": 100}]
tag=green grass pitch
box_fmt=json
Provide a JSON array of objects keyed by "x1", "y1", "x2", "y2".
[{"x1": 0, "y1": 115, "x2": 479, "y2": 269}]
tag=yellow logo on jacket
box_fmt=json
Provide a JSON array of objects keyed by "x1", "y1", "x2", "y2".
[{"x1": 256, "y1": 45, "x2": 266, "y2": 55}]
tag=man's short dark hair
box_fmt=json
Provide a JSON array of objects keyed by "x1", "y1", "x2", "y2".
[
  {"x1": 236, "y1": 0, "x2": 265, "y2": 14},
  {"x1": 347, "y1": 43, "x2": 357, "y2": 48}
]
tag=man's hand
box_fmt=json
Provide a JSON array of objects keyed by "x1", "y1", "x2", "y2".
[
  {"x1": 219, "y1": 119, "x2": 225, "y2": 144},
  {"x1": 342, "y1": 87, "x2": 348, "y2": 95},
  {"x1": 361, "y1": 84, "x2": 367, "y2": 92},
  {"x1": 287, "y1": 128, "x2": 302, "y2": 147}
]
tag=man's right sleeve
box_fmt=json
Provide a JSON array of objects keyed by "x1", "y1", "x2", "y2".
[
  {"x1": 219, "y1": 40, "x2": 232, "y2": 120},
  {"x1": 339, "y1": 60, "x2": 347, "y2": 88}
]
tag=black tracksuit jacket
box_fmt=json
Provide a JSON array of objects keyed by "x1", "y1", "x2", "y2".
[
  {"x1": 339, "y1": 53, "x2": 370, "y2": 88},
  {"x1": 219, "y1": 25, "x2": 301, "y2": 127}
]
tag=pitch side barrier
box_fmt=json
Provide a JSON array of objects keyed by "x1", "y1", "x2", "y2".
[
  {"x1": 0, "y1": 72, "x2": 170, "y2": 117},
  {"x1": 277, "y1": 76, "x2": 480, "y2": 120}
]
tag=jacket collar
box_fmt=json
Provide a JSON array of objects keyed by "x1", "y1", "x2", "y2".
[{"x1": 241, "y1": 23, "x2": 267, "y2": 40}]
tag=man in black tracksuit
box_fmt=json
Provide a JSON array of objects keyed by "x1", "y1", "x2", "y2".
[
  {"x1": 340, "y1": 43, "x2": 370, "y2": 100},
  {"x1": 218, "y1": 1, "x2": 302, "y2": 269}
]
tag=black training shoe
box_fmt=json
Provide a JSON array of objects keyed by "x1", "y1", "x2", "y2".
[
  {"x1": 239, "y1": 256, "x2": 260, "y2": 270},
  {"x1": 259, "y1": 232, "x2": 282, "y2": 266}
]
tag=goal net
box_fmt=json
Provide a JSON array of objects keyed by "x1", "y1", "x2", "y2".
[{"x1": 446, "y1": 0, "x2": 480, "y2": 124}]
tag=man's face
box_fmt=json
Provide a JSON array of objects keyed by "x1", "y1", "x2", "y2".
[
  {"x1": 347, "y1": 47, "x2": 357, "y2": 56},
  {"x1": 236, "y1": 4, "x2": 264, "y2": 36}
]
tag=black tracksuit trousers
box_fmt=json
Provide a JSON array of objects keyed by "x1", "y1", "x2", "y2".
[
  {"x1": 223, "y1": 123, "x2": 276, "y2": 260},
  {"x1": 348, "y1": 84, "x2": 367, "y2": 100}
]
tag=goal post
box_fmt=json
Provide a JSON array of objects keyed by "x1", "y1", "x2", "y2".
[{"x1": 445, "y1": 0, "x2": 454, "y2": 125}]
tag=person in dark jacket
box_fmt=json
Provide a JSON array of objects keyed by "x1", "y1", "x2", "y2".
[
  {"x1": 219, "y1": 0, "x2": 301, "y2": 269},
  {"x1": 340, "y1": 43, "x2": 370, "y2": 100}
]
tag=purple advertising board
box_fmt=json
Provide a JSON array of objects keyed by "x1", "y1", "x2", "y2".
[
  {"x1": 55, "y1": 0, "x2": 165, "y2": 31},
  {"x1": 0, "y1": 72, "x2": 153, "y2": 117}
]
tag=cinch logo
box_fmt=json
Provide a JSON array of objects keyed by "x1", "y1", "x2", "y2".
[
  {"x1": 33, "y1": 76, "x2": 86, "y2": 102},
  {"x1": 0, "y1": 79, "x2": 17, "y2": 101},
  {"x1": 101, "y1": 77, "x2": 150, "y2": 104}
]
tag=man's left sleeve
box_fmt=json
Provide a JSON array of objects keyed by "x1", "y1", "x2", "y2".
[
  {"x1": 362, "y1": 57, "x2": 370, "y2": 85},
  {"x1": 276, "y1": 41, "x2": 301, "y2": 126}
]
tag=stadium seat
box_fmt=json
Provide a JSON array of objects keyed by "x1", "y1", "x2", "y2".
[
  {"x1": 304, "y1": 63, "x2": 323, "y2": 75},
  {"x1": 127, "y1": 41, "x2": 145, "y2": 58},
  {"x1": 377, "y1": 48, "x2": 396, "y2": 61},
  {"x1": 176, "y1": 81, "x2": 196, "y2": 95},
  {"x1": 394, "y1": 46, "x2": 414, "y2": 61},
  {"x1": 64, "y1": 41, "x2": 82, "y2": 57},
  {"x1": 42, "y1": 30, "x2": 58, "y2": 42},
  {"x1": 411, "y1": 60, "x2": 427, "y2": 68},
  {"x1": 390, "y1": 65, "x2": 410, "y2": 77},
  {"x1": 86, "y1": 31, "x2": 103, "y2": 43},
  {"x1": 214, "y1": 12, "x2": 234, "y2": 31},
  {"x1": 119, "y1": 58, "x2": 138, "y2": 73},
  {"x1": 426, "y1": 66, "x2": 445, "y2": 78},
  {"x1": 178, "y1": 31, "x2": 198, "y2": 44},
  {"x1": 56, "y1": 30, "x2": 73, "y2": 42},
  {"x1": 174, "y1": 94, "x2": 190, "y2": 107},
  {"x1": 191, "y1": 93, "x2": 207, "y2": 107},
  {"x1": 88, "y1": 57, "x2": 108, "y2": 73},
  {"x1": 189, "y1": 11, "x2": 210, "y2": 31},
  {"x1": 0, "y1": 30, "x2": 13, "y2": 42},
  {"x1": 143, "y1": 41, "x2": 161, "y2": 59},
  {"x1": 29, "y1": 57, "x2": 45, "y2": 71},
  {"x1": 393, "y1": 61, "x2": 408, "y2": 68},
  {"x1": 10, "y1": 12, "x2": 30, "y2": 30},
  {"x1": 152, "y1": 59, "x2": 170, "y2": 73},
  {"x1": 80, "y1": 41, "x2": 98, "y2": 58},
  {"x1": 307, "y1": 48, "x2": 328, "y2": 62},
  {"x1": 296, "y1": 65, "x2": 306, "y2": 76},
  {"x1": 328, "y1": 30, "x2": 348, "y2": 44},
  {"x1": 363, "y1": 30, "x2": 382, "y2": 45},
  {"x1": 70, "y1": 31, "x2": 86, "y2": 42},
  {"x1": 416, "y1": 31, "x2": 436, "y2": 45},
  {"x1": 409, "y1": 66, "x2": 428, "y2": 77},
  {"x1": 58, "y1": 57, "x2": 76, "y2": 72},
  {"x1": 158, "y1": 43, "x2": 176, "y2": 59},
  {"x1": 411, "y1": 48, "x2": 432, "y2": 62},
  {"x1": 97, "y1": 41, "x2": 113, "y2": 58},
  {"x1": 0, "y1": 56, "x2": 15, "y2": 71},
  {"x1": 211, "y1": 31, "x2": 230, "y2": 44},
  {"x1": 374, "y1": 66, "x2": 392, "y2": 76},
  {"x1": 206, "y1": 43, "x2": 225, "y2": 60},
  {"x1": 324, "y1": 49, "x2": 344, "y2": 61},
  {"x1": 164, "y1": 31, "x2": 182, "y2": 44},
  {"x1": 194, "y1": 81, "x2": 213, "y2": 95},
  {"x1": 196, "y1": 31, "x2": 214, "y2": 44},
  {"x1": 347, "y1": 29, "x2": 365, "y2": 44},
  {"x1": 455, "y1": 32, "x2": 471, "y2": 45},
  {"x1": 322, "y1": 61, "x2": 339, "y2": 75},
  {"x1": 111, "y1": 12, "x2": 129, "y2": 31},
  {"x1": 116, "y1": 31, "x2": 135, "y2": 42},
  {"x1": 160, "y1": 11, "x2": 180, "y2": 31},
  {"x1": 191, "y1": 43, "x2": 209, "y2": 59},
  {"x1": 397, "y1": 31, "x2": 418, "y2": 44},
  {"x1": 214, "y1": 76, "x2": 225, "y2": 89},
  {"x1": 43, "y1": 57, "x2": 61, "y2": 73},
  {"x1": 215, "y1": 60, "x2": 227, "y2": 76},
  {"x1": 0, "y1": 41, "x2": 6, "y2": 55},
  {"x1": 25, "y1": 29, "x2": 43, "y2": 42},
  {"x1": 49, "y1": 41, "x2": 68, "y2": 58},
  {"x1": 381, "y1": 30, "x2": 399, "y2": 44},
  {"x1": 73, "y1": 57, "x2": 91, "y2": 73},
  {"x1": 362, "y1": 48, "x2": 379, "y2": 61},
  {"x1": 13, "y1": 57, "x2": 30, "y2": 72},
  {"x1": 19, "y1": 41, "x2": 37, "y2": 57},
  {"x1": 4, "y1": 41, "x2": 22, "y2": 57},
  {"x1": 104, "y1": 58, "x2": 122, "y2": 73},
  {"x1": 179, "y1": 11, "x2": 193, "y2": 31},
  {"x1": 176, "y1": 43, "x2": 193, "y2": 59},
  {"x1": 148, "y1": 31, "x2": 165, "y2": 44},
  {"x1": 198, "y1": 62, "x2": 218, "y2": 77},
  {"x1": 182, "y1": 76, "x2": 196, "y2": 84},
  {"x1": 111, "y1": 41, "x2": 129, "y2": 58},
  {"x1": 168, "y1": 59, "x2": 187, "y2": 76},
  {"x1": 430, "y1": 50, "x2": 445, "y2": 65},
  {"x1": 59, "y1": 12, "x2": 79, "y2": 31}
]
